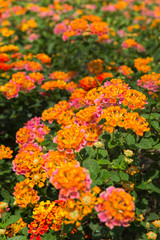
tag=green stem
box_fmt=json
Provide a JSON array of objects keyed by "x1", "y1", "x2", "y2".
[
  {"x1": 96, "y1": 148, "x2": 99, "y2": 161},
  {"x1": 76, "y1": 152, "x2": 83, "y2": 163},
  {"x1": 111, "y1": 131, "x2": 114, "y2": 141},
  {"x1": 3, "y1": 212, "x2": 5, "y2": 225}
]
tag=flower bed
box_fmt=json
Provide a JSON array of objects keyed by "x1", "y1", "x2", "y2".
[{"x1": 0, "y1": 0, "x2": 160, "y2": 239}]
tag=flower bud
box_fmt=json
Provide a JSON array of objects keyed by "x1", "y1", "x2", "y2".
[
  {"x1": 0, "y1": 229, "x2": 5, "y2": 235},
  {"x1": 0, "y1": 202, "x2": 8, "y2": 209},
  {"x1": 124, "y1": 157, "x2": 133, "y2": 164},
  {"x1": 124, "y1": 150, "x2": 134, "y2": 157},
  {"x1": 93, "y1": 141, "x2": 103, "y2": 148},
  {"x1": 146, "y1": 222, "x2": 150, "y2": 229},
  {"x1": 147, "y1": 179, "x2": 152, "y2": 183}
]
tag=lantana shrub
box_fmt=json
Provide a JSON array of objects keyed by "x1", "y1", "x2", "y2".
[{"x1": 0, "y1": 0, "x2": 160, "y2": 240}]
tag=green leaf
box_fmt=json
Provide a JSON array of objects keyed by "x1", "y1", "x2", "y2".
[
  {"x1": 146, "y1": 212, "x2": 159, "y2": 221},
  {"x1": 137, "y1": 182, "x2": 160, "y2": 194},
  {"x1": 100, "y1": 132, "x2": 111, "y2": 141},
  {"x1": 154, "y1": 143, "x2": 160, "y2": 149},
  {"x1": 98, "y1": 159, "x2": 110, "y2": 165},
  {"x1": 142, "y1": 198, "x2": 148, "y2": 205},
  {"x1": 119, "y1": 171, "x2": 129, "y2": 181},
  {"x1": 137, "y1": 182, "x2": 148, "y2": 190},
  {"x1": 95, "y1": 176, "x2": 103, "y2": 185},
  {"x1": 136, "y1": 138, "x2": 155, "y2": 149},
  {"x1": 141, "y1": 114, "x2": 149, "y2": 119},
  {"x1": 125, "y1": 134, "x2": 135, "y2": 145},
  {"x1": 8, "y1": 236, "x2": 28, "y2": 240},
  {"x1": 89, "y1": 222, "x2": 100, "y2": 232},
  {"x1": 148, "y1": 183, "x2": 160, "y2": 194},
  {"x1": 141, "y1": 233, "x2": 149, "y2": 240},
  {"x1": 100, "y1": 169, "x2": 110, "y2": 182},
  {"x1": 1, "y1": 189, "x2": 11, "y2": 203},
  {"x1": 83, "y1": 159, "x2": 100, "y2": 179},
  {"x1": 108, "y1": 140, "x2": 118, "y2": 149},
  {"x1": 110, "y1": 171, "x2": 120, "y2": 182},
  {"x1": 97, "y1": 118, "x2": 106, "y2": 126},
  {"x1": 147, "y1": 98, "x2": 156, "y2": 106},
  {"x1": 90, "y1": 172, "x2": 98, "y2": 180},
  {"x1": 145, "y1": 170, "x2": 159, "y2": 181},
  {"x1": 95, "y1": 42, "x2": 108, "y2": 53},
  {"x1": 21, "y1": 227, "x2": 28, "y2": 236},
  {"x1": 62, "y1": 223, "x2": 75, "y2": 233},
  {"x1": 67, "y1": 231, "x2": 85, "y2": 240},
  {"x1": 84, "y1": 146, "x2": 96, "y2": 159},
  {"x1": 118, "y1": 155, "x2": 125, "y2": 162},
  {"x1": 144, "y1": 131, "x2": 152, "y2": 138},
  {"x1": 5, "y1": 215, "x2": 21, "y2": 227},
  {"x1": 150, "y1": 120, "x2": 159, "y2": 130},
  {"x1": 98, "y1": 149, "x2": 108, "y2": 158},
  {"x1": 47, "y1": 42, "x2": 55, "y2": 54},
  {"x1": 154, "y1": 48, "x2": 160, "y2": 61},
  {"x1": 150, "y1": 113, "x2": 160, "y2": 119},
  {"x1": 41, "y1": 233, "x2": 57, "y2": 240}
]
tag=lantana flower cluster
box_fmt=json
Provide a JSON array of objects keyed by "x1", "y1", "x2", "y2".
[
  {"x1": 50, "y1": 161, "x2": 92, "y2": 201},
  {"x1": 61, "y1": 18, "x2": 111, "y2": 42},
  {"x1": 0, "y1": 202, "x2": 9, "y2": 218},
  {"x1": 121, "y1": 38, "x2": 145, "y2": 52},
  {"x1": 5, "y1": 218, "x2": 27, "y2": 238},
  {"x1": 95, "y1": 187, "x2": 135, "y2": 229},
  {"x1": 0, "y1": 145, "x2": 13, "y2": 160},
  {"x1": 137, "y1": 72, "x2": 160, "y2": 93}
]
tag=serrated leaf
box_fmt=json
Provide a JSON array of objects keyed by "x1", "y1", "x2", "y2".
[
  {"x1": 145, "y1": 170, "x2": 159, "y2": 181},
  {"x1": 118, "y1": 155, "x2": 125, "y2": 162},
  {"x1": 148, "y1": 183, "x2": 160, "y2": 194},
  {"x1": 110, "y1": 171, "x2": 120, "y2": 182},
  {"x1": 62, "y1": 223, "x2": 75, "y2": 233},
  {"x1": 67, "y1": 231, "x2": 85, "y2": 240},
  {"x1": 95, "y1": 177, "x2": 103, "y2": 185},
  {"x1": 98, "y1": 149, "x2": 108, "y2": 158},
  {"x1": 108, "y1": 140, "x2": 118, "y2": 149},
  {"x1": 89, "y1": 222, "x2": 100, "y2": 231},
  {"x1": 150, "y1": 113, "x2": 160, "y2": 119},
  {"x1": 41, "y1": 233, "x2": 57, "y2": 240},
  {"x1": 125, "y1": 134, "x2": 135, "y2": 145},
  {"x1": 1, "y1": 189, "x2": 11, "y2": 203},
  {"x1": 144, "y1": 131, "x2": 151, "y2": 138},
  {"x1": 138, "y1": 182, "x2": 160, "y2": 193},
  {"x1": 142, "y1": 198, "x2": 148, "y2": 205},
  {"x1": 146, "y1": 213, "x2": 159, "y2": 221},
  {"x1": 97, "y1": 118, "x2": 106, "y2": 126},
  {"x1": 136, "y1": 138, "x2": 155, "y2": 149},
  {"x1": 90, "y1": 172, "x2": 98, "y2": 180},
  {"x1": 5, "y1": 215, "x2": 21, "y2": 227},
  {"x1": 7, "y1": 236, "x2": 26, "y2": 240},
  {"x1": 21, "y1": 227, "x2": 28, "y2": 236},
  {"x1": 137, "y1": 182, "x2": 148, "y2": 190},
  {"x1": 147, "y1": 98, "x2": 156, "y2": 106},
  {"x1": 98, "y1": 159, "x2": 110, "y2": 165},
  {"x1": 100, "y1": 169, "x2": 110, "y2": 182},
  {"x1": 84, "y1": 146, "x2": 96, "y2": 159},
  {"x1": 47, "y1": 42, "x2": 55, "y2": 54},
  {"x1": 141, "y1": 233, "x2": 149, "y2": 240},
  {"x1": 83, "y1": 159, "x2": 100, "y2": 179},
  {"x1": 150, "y1": 120, "x2": 159, "y2": 130},
  {"x1": 119, "y1": 171, "x2": 129, "y2": 181},
  {"x1": 154, "y1": 143, "x2": 160, "y2": 150},
  {"x1": 100, "y1": 133, "x2": 111, "y2": 141},
  {"x1": 141, "y1": 114, "x2": 149, "y2": 119}
]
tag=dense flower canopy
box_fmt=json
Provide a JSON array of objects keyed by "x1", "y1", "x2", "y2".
[{"x1": 0, "y1": 0, "x2": 160, "y2": 239}]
